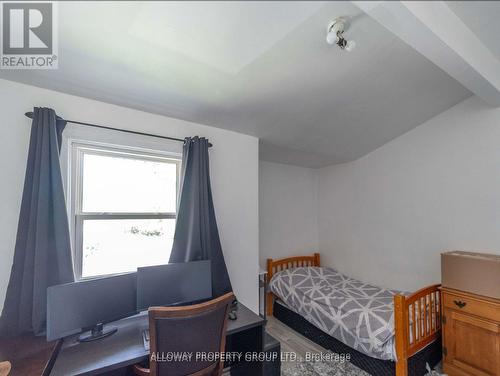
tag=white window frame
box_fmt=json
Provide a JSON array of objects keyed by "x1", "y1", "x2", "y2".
[{"x1": 69, "y1": 141, "x2": 181, "y2": 280}]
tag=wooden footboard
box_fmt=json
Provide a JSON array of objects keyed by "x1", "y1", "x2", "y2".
[
  {"x1": 394, "y1": 284, "x2": 442, "y2": 376},
  {"x1": 266, "y1": 253, "x2": 320, "y2": 316}
]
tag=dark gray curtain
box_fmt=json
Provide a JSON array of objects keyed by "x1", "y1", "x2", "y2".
[
  {"x1": 169, "y1": 137, "x2": 232, "y2": 297},
  {"x1": 0, "y1": 107, "x2": 74, "y2": 337}
]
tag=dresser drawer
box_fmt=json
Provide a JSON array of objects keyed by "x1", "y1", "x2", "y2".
[{"x1": 443, "y1": 289, "x2": 500, "y2": 323}]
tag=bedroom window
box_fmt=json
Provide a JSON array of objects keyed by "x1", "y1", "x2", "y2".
[{"x1": 70, "y1": 142, "x2": 180, "y2": 279}]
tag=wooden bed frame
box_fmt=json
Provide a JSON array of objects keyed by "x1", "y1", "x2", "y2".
[{"x1": 266, "y1": 253, "x2": 441, "y2": 376}]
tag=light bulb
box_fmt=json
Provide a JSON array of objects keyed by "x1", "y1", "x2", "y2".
[
  {"x1": 345, "y1": 40, "x2": 356, "y2": 52},
  {"x1": 326, "y1": 31, "x2": 338, "y2": 45}
]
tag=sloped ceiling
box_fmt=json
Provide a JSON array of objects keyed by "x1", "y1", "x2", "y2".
[{"x1": 0, "y1": 1, "x2": 473, "y2": 167}]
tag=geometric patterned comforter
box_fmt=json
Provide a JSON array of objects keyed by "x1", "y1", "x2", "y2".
[{"x1": 269, "y1": 267, "x2": 407, "y2": 361}]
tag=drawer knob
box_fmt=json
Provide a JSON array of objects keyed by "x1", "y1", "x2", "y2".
[{"x1": 453, "y1": 300, "x2": 467, "y2": 309}]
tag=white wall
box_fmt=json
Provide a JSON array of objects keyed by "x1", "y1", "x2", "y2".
[
  {"x1": 0, "y1": 79, "x2": 259, "y2": 312},
  {"x1": 318, "y1": 96, "x2": 500, "y2": 292},
  {"x1": 259, "y1": 161, "x2": 318, "y2": 267}
]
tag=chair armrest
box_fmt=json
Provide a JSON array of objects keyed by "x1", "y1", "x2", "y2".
[{"x1": 133, "y1": 364, "x2": 150, "y2": 376}]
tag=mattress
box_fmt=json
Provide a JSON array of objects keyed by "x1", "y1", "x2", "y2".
[{"x1": 269, "y1": 266, "x2": 406, "y2": 361}]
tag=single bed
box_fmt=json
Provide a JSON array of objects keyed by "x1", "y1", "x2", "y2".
[{"x1": 266, "y1": 253, "x2": 442, "y2": 376}]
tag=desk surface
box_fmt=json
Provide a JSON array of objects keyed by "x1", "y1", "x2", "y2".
[
  {"x1": 50, "y1": 303, "x2": 264, "y2": 376},
  {"x1": 0, "y1": 335, "x2": 59, "y2": 376}
]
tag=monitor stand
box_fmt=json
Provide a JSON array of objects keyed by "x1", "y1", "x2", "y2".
[{"x1": 78, "y1": 323, "x2": 117, "y2": 342}]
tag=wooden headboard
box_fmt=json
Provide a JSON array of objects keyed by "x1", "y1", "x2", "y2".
[{"x1": 266, "y1": 253, "x2": 320, "y2": 316}]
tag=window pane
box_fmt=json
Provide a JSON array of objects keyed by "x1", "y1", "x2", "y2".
[
  {"x1": 82, "y1": 153, "x2": 177, "y2": 213},
  {"x1": 81, "y1": 218, "x2": 175, "y2": 278}
]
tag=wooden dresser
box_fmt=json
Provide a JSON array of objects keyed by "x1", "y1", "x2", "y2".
[{"x1": 442, "y1": 287, "x2": 500, "y2": 375}]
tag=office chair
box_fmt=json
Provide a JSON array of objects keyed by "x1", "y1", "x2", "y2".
[{"x1": 134, "y1": 292, "x2": 234, "y2": 376}]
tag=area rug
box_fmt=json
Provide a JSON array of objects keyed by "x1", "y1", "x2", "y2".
[{"x1": 281, "y1": 359, "x2": 369, "y2": 376}]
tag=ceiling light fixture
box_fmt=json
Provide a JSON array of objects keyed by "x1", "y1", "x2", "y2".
[{"x1": 326, "y1": 17, "x2": 356, "y2": 52}]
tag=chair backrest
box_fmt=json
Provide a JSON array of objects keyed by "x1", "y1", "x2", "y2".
[{"x1": 148, "y1": 292, "x2": 234, "y2": 376}]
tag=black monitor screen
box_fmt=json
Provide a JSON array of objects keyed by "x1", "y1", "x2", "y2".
[
  {"x1": 46, "y1": 272, "x2": 137, "y2": 341},
  {"x1": 136, "y1": 260, "x2": 212, "y2": 311}
]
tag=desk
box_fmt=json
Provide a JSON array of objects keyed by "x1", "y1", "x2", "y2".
[{"x1": 50, "y1": 303, "x2": 264, "y2": 376}]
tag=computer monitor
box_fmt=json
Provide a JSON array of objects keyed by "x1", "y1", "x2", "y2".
[
  {"x1": 47, "y1": 272, "x2": 137, "y2": 342},
  {"x1": 136, "y1": 260, "x2": 212, "y2": 311}
]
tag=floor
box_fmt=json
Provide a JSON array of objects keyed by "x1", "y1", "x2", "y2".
[
  {"x1": 266, "y1": 316, "x2": 328, "y2": 367},
  {"x1": 265, "y1": 317, "x2": 443, "y2": 376},
  {"x1": 267, "y1": 317, "x2": 373, "y2": 375},
  {"x1": 224, "y1": 316, "x2": 339, "y2": 376}
]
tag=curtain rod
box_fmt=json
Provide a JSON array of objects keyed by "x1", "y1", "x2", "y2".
[{"x1": 24, "y1": 112, "x2": 212, "y2": 147}]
